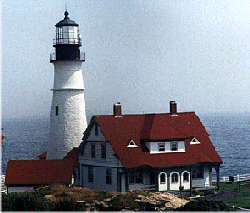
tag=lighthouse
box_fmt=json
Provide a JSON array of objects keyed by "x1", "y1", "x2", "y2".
[{"x1": 47, "y1": 11, "x2": 87, "y2": 159}]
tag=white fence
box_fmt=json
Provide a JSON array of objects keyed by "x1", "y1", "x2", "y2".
[
  {"x1": 213, "y1": 173, "x2": 250, "y2": 183},
  {"x1": 1, "y1": 175, "x2": 7, "y2": 193}
]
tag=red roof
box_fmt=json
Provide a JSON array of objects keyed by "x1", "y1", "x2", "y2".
[
  {"x1": 5, "y1": 159, "x2": 74, "y2": 185},
  {"x1": 90, "y1": 112, "x2": 222, "y2": 168},
  {"x1": 37, "y1": 152, "x2": 47, "y2": 159},
  {"x1": 64, "y1": 147, "x2": 79, "y2": 166}
]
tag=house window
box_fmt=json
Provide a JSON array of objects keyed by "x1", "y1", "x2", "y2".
[
  {"x1": 160, "y1": 173, "x2": 166, "y2": 184},
  {"x1": 88, "y1": 166, "x2": 93, "y2": 182},
  {"x1": 129, "y1": 172, "x2": 135, "y2": 183},
  {"x1": 101, "y1": 143, "x2": 106, "y2": 159},
  {"x1": 95, "y1": 124, "x2": 99, "y2": 136},
  {"x1": 171, "y1": 173, "x2": 179, "y2": 183},
  {"x1": 183, "y1": 172, "x2": 189, "y2": 182},
  {"x1": 129, "y1": 168, "x2": 143, "y2": 184},
  {"x1": 56, "y1": 106, "x2": 59, "y2": 116},
  {"x1": 170, "y1": 142, "x2": 178, "y2": 151},
  {"x1": 136, "y1": 168, "x2": 143, "y2": 183},
  {"x1": 192, "y1": 166, "x2": 204, "y2": 179},
  {"x1": 197, "y1": 168, "x2": 204, "y2": 179},
  {"x1": 91, "y1": 144, "x2": 95, "y2": 158},
  {"x1": 106, "y1": 168, "x2": 112, "y2": 184},
  {"x1": 158, "y1": 142, "x2": 165, "y2": 152}
]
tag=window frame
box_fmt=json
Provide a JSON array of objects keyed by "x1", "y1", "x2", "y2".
[
  {"x1": 192, "y1": 166, "x2": 204, "y2": 179},
  {"x1": 171, "y1": 173, "x2": 179, "y2": 183},
  {"x1": 56, "y1": 106, "x2": 59, "y2": 116},
  {"x1": 170, "y1": 142, "x2": 178, "y2": 151},
  {"x1": 101, "y1": 143, "x2": 106, "y2": 159},
  {"x1": 158, "y1": 142, "x2": 165, "y2": 152},
  {"x1": 95, "y1": 124, "x2": 99, "y2": 136},
  {"x1": 88, "y1": 166, "x2": 93, "y2": 183},
  {"x1": 129, "y1": 168, "x2": 143, "y2": 184},
  {"x1": 106, "y1": 167, "x2": 112, "y2": 184},
  {"x1": 183, "y1": 172, "x2": 189, "y2": 182},
  {"x1": 91, "y1": 143, "x2": 95, "y2": 158},
  {"x1": 160, "y1": 173, "x2": 166, "y2": 184}
]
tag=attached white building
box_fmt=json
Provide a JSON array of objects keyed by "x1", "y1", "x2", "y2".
[{"x1": 5, "y1": 159, "x2": 75, "y2": 193}]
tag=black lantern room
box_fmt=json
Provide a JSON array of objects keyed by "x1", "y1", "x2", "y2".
[{"x1": 51, "y1": 11, "x2": 84, "y2": 61}]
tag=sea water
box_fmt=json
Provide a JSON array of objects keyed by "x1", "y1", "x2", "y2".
[
  {"x1": 200, "y1": 113, "x2": 250, "y2": 177},
  {"x1": 2, "y1": 114, "x2": 250, "y2": 177},
  {"x1": 1, "y1": 117, "x2": 50, "y2": 174}
]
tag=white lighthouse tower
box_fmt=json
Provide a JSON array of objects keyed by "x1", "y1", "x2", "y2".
[{"x1": 47, "y1": 11, "x2": 87, "y2": 159}]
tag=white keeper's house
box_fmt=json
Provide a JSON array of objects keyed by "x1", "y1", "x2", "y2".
[{"x1": 77, "y1": 101, "x2": 222, "y2": 192}]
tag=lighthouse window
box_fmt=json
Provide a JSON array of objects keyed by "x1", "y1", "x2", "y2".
[
  {"x1": 56, "y1": 27, "x2": 63, "y2": 44},
  {"x1": 56, "y1": 106, "x2": 59, "y2": 116}
]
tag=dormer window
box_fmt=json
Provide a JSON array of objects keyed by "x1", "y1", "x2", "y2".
[
  {"x1": 127, "y1": 139, "x2": 138, "y2": 147},
  {"x1": 158, "y1": 143, "x2": 165, "y2": 152},
  {"x1": 190, "y1": 137, "x2": 201, "y2": 145},
  {"x1": 170, "y1": 142, "x2": 178, "y2": 151},
  {"x1": 145, "y1": 140, "x2": 185, "y2": 153}
]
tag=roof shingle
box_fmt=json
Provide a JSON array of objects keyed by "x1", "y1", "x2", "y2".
[
  {"x1": 92, "y1": 112, "x2": 222, "y2": 168},
  {"x1": 5, "y1": 159, "x2": 74, "y2": 185}
]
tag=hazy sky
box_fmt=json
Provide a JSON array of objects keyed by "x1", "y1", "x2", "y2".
[{"x1": 2, "y1": 0, "x2": 250, "y2": 120}]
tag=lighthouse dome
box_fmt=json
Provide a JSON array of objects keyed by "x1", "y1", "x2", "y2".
[{"x1": 56, "y1": 11, "x2": 79, "y2": 27}]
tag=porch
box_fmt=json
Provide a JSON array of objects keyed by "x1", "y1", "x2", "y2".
[{"x1": 123, "y1": 163, "x2": 220, "y2": 192}]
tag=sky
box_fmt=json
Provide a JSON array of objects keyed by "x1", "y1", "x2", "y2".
[{"x1": 2, "y1": 0, "x2": 250, "y2": 120}]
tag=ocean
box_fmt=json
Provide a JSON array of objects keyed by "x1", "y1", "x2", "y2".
[{"x1": 2, "y1": 114, "x2": 250, "y2": 178}]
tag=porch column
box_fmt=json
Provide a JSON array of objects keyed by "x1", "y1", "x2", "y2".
[
  {"x1": 189, "y1": 168, "x2": 193, "y2": 196},
  {"x1": 167, "y1": 172, "x2": 170, "y2": 191},
  {"x1": 155, "y1": 172, "x2": 159, "y2": 191},
  {"x1": 117, "y1": 170, "x2": 121, "y2": 192},
  {"x1": 215, "y1": 165, "x2": 220, "y2": 190},
  {"x1": 125, "y1": 170, "x2": 129, "y2": 192}
]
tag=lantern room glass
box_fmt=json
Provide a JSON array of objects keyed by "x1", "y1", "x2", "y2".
[{"x1": 56, "y1": 26, "x2": 79, "y2": 44}]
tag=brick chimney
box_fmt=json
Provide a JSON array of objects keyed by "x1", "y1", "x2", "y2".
[
  {"x1": 170, "y1": 101, "x2": 177, "y2": 115},
  {"x1": 113, "y1": 102, "x2": 122, "y2": 116}
]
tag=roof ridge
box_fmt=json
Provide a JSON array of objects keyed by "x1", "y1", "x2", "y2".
[{"x1": 94, "y1": 111, "x2": 196, "y2": 117}]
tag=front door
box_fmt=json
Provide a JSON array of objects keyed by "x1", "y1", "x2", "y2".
[
  {"x1": 181, "y1": 171, "x2": 190, "y2": 190},
  {"x1": 170, "y1": 172, "x2": 180, "y2": 190},
  {"x1": 158, "y1": 172, "x2": 168, "y2": 191}
]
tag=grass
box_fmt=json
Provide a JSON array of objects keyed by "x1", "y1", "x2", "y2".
[
  {"x1": 46, "y1": 185, "x2": 111, "y2": 202},
  {"x1": 219, "y1": 181, "x2": 250, "y2": 209}
]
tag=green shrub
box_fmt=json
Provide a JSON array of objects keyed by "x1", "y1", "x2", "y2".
[
  {"x1": 107, "y1": 194, "x2": 139, "y2": 211},
  {"x1": 177, "y1": 199, "x2": 230, "y2": 211},
  {"x1": 94, "y1": 190, "x2": 111, "y2": 201},
  {"x1": 52, "y1": 198, "x2": 85, "y2": 211},
  {"x1": 2, "y1": 192, "x2": 51, "y2": 211}
]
